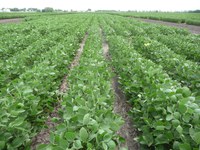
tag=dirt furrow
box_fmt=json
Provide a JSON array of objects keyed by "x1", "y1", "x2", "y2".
[
  {"x1": 31, "y1": 33, "x2": 88, "y2": 150},
  {"x1": 101, "y1": 29, "x2": 139, "y2": 150},
  {"x1": 0, "y1": 18, "x2": 22, "y2": 24}
]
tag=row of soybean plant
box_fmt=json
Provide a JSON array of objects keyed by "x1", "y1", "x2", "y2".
[
  {"x1": 0, "y1": 14, "x2": 91, "y2": 149},
  {"x1": 104, "y1": 15, "x2": 200, "y2": 95},
  {"x1": 37, "y1": 17, "x2": 123, "y2": 150},
  {"x1": 0, "y1": 15, "x2": 79, "y2": 60},
  {"x1": 0, "y1": 15, "x2": 89, "y2": 88},
  {"x1": 125, "y1": 18, "x2": 200, "y2": 63},
  {"x1": 100, "y1": 15, "x2": 200, "y2": 149},
  {"x1": 103, "y1": 14, "x2": 200, "y2": 62}
]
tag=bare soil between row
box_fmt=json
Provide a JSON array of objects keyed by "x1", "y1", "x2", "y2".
[
  {"x1": 0, "y1": 18, "x2": 22, "y2": 24},
  {"x1": 137, "y1": 18, "x2": 200, "y2": 34}
]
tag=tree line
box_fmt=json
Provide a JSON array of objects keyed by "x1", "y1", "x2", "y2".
[{"x1": 1, "y1": 7, "x2": 63, "y2": 12}]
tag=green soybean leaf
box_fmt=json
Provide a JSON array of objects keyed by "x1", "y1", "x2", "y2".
[
  {"x1": 49, "y1": 133, "x2": 55, "y2": 144},
  {"x1": 182, "y1": 113, "x2": 191, "y2": 123},
  {"x1": 107, "y1": 140, "x2": 116, "y2": 149},
  {"x1": 182, "y1": 87, "x2": 191, "y2": 97},
  {"x1": 103, "y1": 133, "x2": 112, "y2": 142},
  {"x1": 174, "y1": 112, "x2": 181, "y2": 119},
  {"x1": 155, "y1": 134, "x2": 169, "y2": 145},
  {"x1": 193, "y1": 132, "x2": 200, "y2": 144},
  {"x1": 166, "y1": 114, "x2": 173, "y2": 121},
  {"x1": 73, "y1": 140, "x2": 82, "y2": 149},
  {"x1": 178, "y1": 104, "x2": 187, "y2": 114},
  {"x1": 83, "y1": 114, "x2": 90, "y2": 125},
  {"x1": 23, "y1": 88, "x2": 33, "y2": 95},
  {"x1": 176, "y1": 125, "x2": 183, "y2": 134},
  {"x1": 156, "y1": 126, "x2": 165, "y2": 131},
  {"x1": 173, "y1": 141, "x2": 180, "y2": 150},
  {"x1": 0, "y1": 141, "x2": 5, "y2": 149},
  {"x1": 11, "y1": 137, "x2": 25, "y2": 148},
  {"x1": 79, "y1": 127, "x2": 88, "y2": 142},
  {"x1": 65, "y1": 132, "x2": 76, "y2": 141},
  {"x1": 179, "y1": 143, "x2": 191, "y2": 150},
  {"x1": 37, "y1": 144, "x2": 52, "y2": 150},
  {"x1": 58, "y1": 138, "x2": 69, "y2": 149},
  {"x1": 143, "y1": 134, "x2": 153, "y2": 146},
  {"x1": 172, "y1": 119, "x2": 180, "y2": 127},
  {"x1": 103, "y1": 143, "x2": 108, "y2": 150},
  {"x1": 8, "y1": 117, "x2": 24, "y2": 127}
]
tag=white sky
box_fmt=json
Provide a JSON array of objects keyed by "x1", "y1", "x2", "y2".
[{"x1": 0, "y1": 0, "x2": 200, "y2": 11}]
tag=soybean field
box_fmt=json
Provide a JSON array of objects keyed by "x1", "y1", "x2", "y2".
[{"x1": 0, "y1": 13, "x2": 200, "y2": 150}]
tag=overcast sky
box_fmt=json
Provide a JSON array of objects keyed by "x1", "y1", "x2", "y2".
[{"x1": 1, "y1": 0, "x2": 200, "y2": 11}]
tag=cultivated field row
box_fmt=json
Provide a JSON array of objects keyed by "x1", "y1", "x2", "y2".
[
  {"x1": 114, "y1": 12, "x2": 200, "y2": 26},
  {"x1": 0, "y1": 14, "x2": 200, "y2": 149}
]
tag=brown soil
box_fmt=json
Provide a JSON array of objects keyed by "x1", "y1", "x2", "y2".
[
  {"x1": 31, "y1": 33, "x2": 88, "y2": 150},
  {"x1": 101, "y1": 29, "x2": 139, "y2": 150},
  {"x1": 137, "y1": 18, "x2": 200, "y2": 34},
  {"x1": 113, "y1": 77, "x2": 139, "y2": 150},
  {"x1": 0, "y1": 18, "x2": 22, "y2": 24}
]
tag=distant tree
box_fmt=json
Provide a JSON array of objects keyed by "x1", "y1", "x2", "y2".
[
  {"x1": 10, "y1": 8, "x2": 20, "y2": 11},
  {"x1": 20, "y1": 8, "x2": 26, "y2": 12},
  {"x1": 87, "y1": 8, "x2": 92, "y2": 12},
  {"x1": 27, "y1": 8, "x2": 40, "y2": 12},
  {"x1": 55, "y1": 9, "x2": 63, "y2": 12},
  {"x1": 42, "y1": 7, "x2": 54, "y2": 12},
  {"x1": 188, "y1": 10, "x2": 200, "y2": 13},
  {"x1": 70, "y1": 9, "x2": 77, "y2": 12}
]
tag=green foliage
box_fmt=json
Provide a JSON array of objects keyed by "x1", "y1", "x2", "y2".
[
  {"x1": 1, "y1": 13, "x2": 199, "y2": 149},
  {"x1": 101, "y1": 14, "x2": 200, "y2": 149},
  {"x1": 103, "y1": 15, "x2": 200, "y2": 95},
  {"x1": 38, "y1": 18, "x2": 123, "y2": 149},
  {"x1": 0, "y1": 14, "x2": 90, "y2": 149},
  {"x1": 42, "y1": 7, "x2": 54, "y2": 13},
  {"x1": 0, "y1": 12, "x2": 66, "y2": 19},
  {"x1": 113, "y1": 12, "x2": 200, "y2": 26}
]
